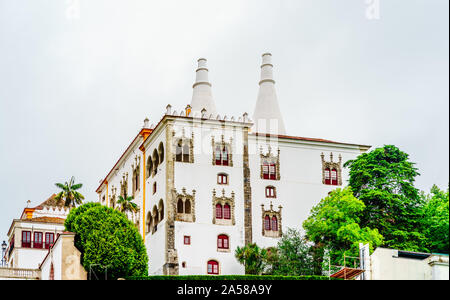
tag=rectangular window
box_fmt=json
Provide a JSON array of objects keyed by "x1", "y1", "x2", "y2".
[
  {"x1": 266, "y1": 186, "x2": 276, "y2": 198},
  {"x1": 22, "y1": 231, "x2": 31, "y2": 248},
  {"x1": 33, "y1": 232, "x2": 43, "y2": 249},
  {"x1": 45, "y1": 233, "x2": 55, "y2": 249},
  {"x1": 218, "y1": 174, "x2": 228, "y2": 185},
  {"x1": 184, "y1": 236, "x2": 191, "y2": 245}
]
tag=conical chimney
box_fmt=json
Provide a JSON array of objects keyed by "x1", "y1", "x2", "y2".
[
  {"x1": 252, "y1": 53, "x2": 286, "y2": 135},
  {"x1": 190, "y1": 58, "x2": 217, "y2": 116}
]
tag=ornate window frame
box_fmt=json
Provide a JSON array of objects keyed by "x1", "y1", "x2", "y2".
[
  {"x1": 173, "y1": 129, "x2": 194, "y2": 164},
  {"x1": 212, "y1": 135, "x2": 233, "y2": 167},
  {"x1": 131, "y1": 156, "x2": 141, "y2": 197},
  {"x1": 321, "y1": 152, "x2": 342, "y2": 186},
  {"x1": 120, "y1": 173, "x2": 129, "y2": 199},
  {"x1": 174, "y1": 188, "x2": 196, "y2": 223},
  {"x1": 260, "y1": 146, "x2": 280, "y2": 180},
  {"x1": 261, "y1": 202, "x2": 283, "y2": 238},
  {"x1": 212, "y1": 189, "x2": 236, "y2": 226}
]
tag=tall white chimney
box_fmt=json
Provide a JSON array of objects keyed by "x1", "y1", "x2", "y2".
[
  {"x1": 252, "y1": 53, "x2": 286, "y2": 135},
  {"x1": 190, "y1": 58, "x2": 217, "y2": 116}
]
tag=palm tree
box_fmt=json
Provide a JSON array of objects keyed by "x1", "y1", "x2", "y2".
[
  {"x1": 235, "y1": 243, "x2": 268, "y2": 275},
  {"x1": 54, "y1": 176, "x2": 85, "y2": 207},
  {"x1": 117, "y1": 195, "x2": 139, "y2": 222}
]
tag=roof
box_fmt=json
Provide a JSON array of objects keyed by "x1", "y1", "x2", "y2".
[
  {"x1": 33, "y1": 194, "x2": 65, "y2": 210},
  {"x1": 251, "y1": 132, "x2": 371, "y2": 149},
  {"x1": 331, "y1": 267, "x2": 365, "y2": 280},
  {"x1": 28, "y1": 217, "x2": 66, "y2": 224}
]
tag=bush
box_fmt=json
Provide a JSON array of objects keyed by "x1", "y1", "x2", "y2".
[
  {"x1": 126, "y1": 275, "x2": 335, "y2": 280},
  {"x1": 65, "y1": 203, "x2": 148, "y2": 280}
]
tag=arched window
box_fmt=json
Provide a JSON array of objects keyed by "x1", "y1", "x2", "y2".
[
  {"x1": 176, "y1": 141, "x2": 183, "y2": 162},
  {"x1": 265, "y1": 186, "x2": 276, "y2": 198},
  {"x1": 146, "y1": 212, "x2": 153, "y2": 234},
  {"x1": 177, "y1": 199, "x2": 184, "y2": 214},
  {"x1": 223, "y1": 204, "x2": 231, "y2": 220},
  {"x1": 207, "y1": 260, "x2": 219, "y2": 275},
  {"x1": 331, "y1": 169, "x2": 338, "y2": 186},
  {"x1": 271, "y1": 216, "x2": 278, "y2": 231},
  {"x1": 153, "y1": 150, "x2": 159, "y2": 176},
  {"x1": 216, "y1": 204, "x2": 223, "y2": 219},
  {"x1": 159, "y1": 142, "x2": 165, "y2": 164},
  {"x1": 264, "y1": 215, "x2": 271, "y2": 231},
  {"x1": 185, "y1": 199, "x2": 191, "y2": 214},
  {"x1": 147, "y1": 156, "x2": 153, "y2": 179},
  {"x1": 183, "y1": 144, "x2": 190, "y2": 163},
  {"x1": 217, "y1": 173, "x2": 228, "y2": 185},
  {"x1": 217, "y1": 235, "x2": 229, "y2": 249},
  {"x1": 324, "y1": 168, "x2": 331, "y2": 185},
  {"x1": 159, "y1": 200, "x2": 164, "y2": 221}
]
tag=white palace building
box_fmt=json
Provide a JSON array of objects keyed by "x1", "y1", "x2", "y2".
[{"x1": 95, "y1": 53, "x2": 371, "y2": 276}]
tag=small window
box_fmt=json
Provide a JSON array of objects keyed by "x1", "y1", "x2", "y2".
[
  {"x1": 185, "y1": 200, "x2": 192, "y2": 214},
  {"x1": 176, "y1": 142, "x2": 183, "y2": 162},
  {"x1": 217, "y1": 235, "x2": 229, "y2": 250},
  {"x1": 177, "y1": 199, "x2": 184, "y2": 214},
  {"x1": 207, "y1": 260, "x2": 219, "y2": 275},
  {"x1": 182, "y1": 262, "x2": 187, "y2": 268},
  {"x1": 324, "y1": 168, "x2": 331, "y2": 185},
  {"x1": 266, "y1": 186, "x2": 276, "y2": 198},
  {"x1": 45, "y1": 233, "x2": 54, "y2": 249},
  {"x1": 271, "y1": 216, "x2": 278, "y2": 232},
  {"x1": 22, "y1": 231, "x2": 31, "y2": 248},
  {"x1": 33, "y1": 232, "x2": 43, "y2": 249},
  {"x1": 218, "y1": 174, "x2": 228, "y2": 185},
  {"x1": 153, "y1": 182, "x2": 157, "y2": 194},
  {"x1": 263, "y1": 163, "x2": 277, "y2": 180},
  {"x1": 216, "y1": 204, "x2": 223, "y2": 219},
  {"x1": 183, "y1": 144, "x2": 190, "y2": 163},
  {"x1": 264, "y1": 215, "x2": 271, "y2": 231},
  {"x1": 184, "y1": 236, "x2": 191, "y2": 245},
  {"x1": 223, "y1": 204, "x2": 231, "y2": 220},
  {"x1": 331, "y1": 169, "x2": 338, "y2": 186}
]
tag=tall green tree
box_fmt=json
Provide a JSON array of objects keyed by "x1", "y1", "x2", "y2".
[
  {"x1": 421, "y1": 185, "x2": 449, "y2": 254},
  {"x1": 303, "y1": 188, "x2": 383, "y2": 272},
  {"x1": 235, "y1": 243, "x2": 268, "y2": 275},
  {"x1": 65, "y1": 203, "x2": 148, "y2": 280},
  {"x1": 344, "y1": 145, "x2": 427, "y2": 251},
  {"x1": 117, "y1": 195, "x2": 139, "y2": 224},
  {"x1": 265, "y1": 228, "x2": 315, "y2": 276},
  {"x1": 54, "y1": 176, "x2": 85, "y2": 207}
]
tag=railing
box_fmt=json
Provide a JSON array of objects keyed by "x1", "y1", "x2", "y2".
[{"x1": 0, "y1": 267, "x2": 41, "y2": 280}]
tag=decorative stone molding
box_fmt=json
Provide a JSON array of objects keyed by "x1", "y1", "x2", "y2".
[
  {"x1": 243, "y1": 128, "x2": 252, "y2": 245},
  {"x1": 261, "y1": 202, "x2": 283, "y2": 238},
  {"x1": 321, "y1": 152, "x2": 343, "y2": 186},
  {"x1": 211, "y1": 135, "x2": 233, "y2": 166},
  {"x1": 212, "y1": 189, "x2": 236, "y2": 226},
  {"x1": 173, "y1": 188, "x2": 196, "y2": 223},
  {"x1": 132, "y1": 157, "x2": 141, "y2": 197},
  {"x1": 260, "y1": 146, "x2": 281, "y2": 180},
  {"x1": 120, "y1": 173, "x2": 129, "y2": 198},
  {"x1": 172, "y1": 129, "x2": 194, "y2": 163},
  {"x1": 109, "y1": 186, "x2": 117, "y2": 209}
]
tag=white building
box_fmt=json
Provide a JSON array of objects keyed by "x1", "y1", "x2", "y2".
[
  {"x1": 95, "y1": 53, "x2": 371, "y2": 276},
  {"x1": 4, "y1": 195, "x2": 69, "y2": 269},
  {"x1": 367, "y1": 248, "x2": 449, "y2": 280}
]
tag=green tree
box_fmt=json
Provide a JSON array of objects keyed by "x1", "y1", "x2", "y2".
[
  {"x1": 117, "y1": 195, "x2": 139, "y2": 213},
  {"x1": 303, "y1": 188, "x2": 383, "y2": 272},
  {"x1": 266, "y1": 228, "x2": 314, "y2": 276},
  {"x1": 235, "y1": 243, "x2": 268, "y2": 275},
  {"x1": 421, "y1": 185, "x2": 449, "y2": 254},
  {"x1": 54, "y1": 176, "x2": 85, "y2": 207},
  {"x1": 344, "y1": 145, "x2": 427, "y2": 251},
  {"x1": 65, "y1": 203, "x2": 148, "y2": 280}
]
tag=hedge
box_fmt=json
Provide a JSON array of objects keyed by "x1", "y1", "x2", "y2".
[{"x1": 126, "y1": 275, "x2": 335, "y2": 280}]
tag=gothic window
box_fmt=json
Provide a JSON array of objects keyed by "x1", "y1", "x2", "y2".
[
  {"x1": 120, "y1": 175, "x2": 128, "y2": 199},
  {"x1": 217, "y1": 173, "x2": 228, "y2": 185},
  {"x1": 321, "y1": 153, "x2": 342, "y2": 186},
  {"x1": 174, "y1": 188, "x2": 196, "y2": 223},
  {"x1": 159, "y1": 199, "x2": 164, "y2": 221},
  {"x1": 260, "y1": 147, "x2": 280, "y2": 181},
  {"x1": 261, "y1": 203, "x2": 282, "y2": 238},
  {"x1": 176, "y1": 141, "x2": 183, "y2": 162},
  {"x1": 147, "y1": 156, "x2": 153, "y2": 179},
  {"x1": 158, "y1": 142, "x2": 165, "y2": 164},
  {"x1": 266, "y1": 186, "x2": 276, "y2": 198},
  {"x1": 183, "y1": 144, "x2": 190, "y2": 163},
  {"x1": 212, "y1": 136, "x2": 233, "y2": 166},
  {"x1": 153, "y1": 182, "x2": 157, "y2": 194},
  {"x1": 217, "y1": 235, "x2": 229, "y2": 250},
  {"x1": 174, "y1": 133, "x2": 194, "y2": 164},
  {"x1": 207, "y1": 260, "x2": 219, "y2": 275},
  {"x1": 152, "y1": 206, "x2": 159, "y2": 233},
  {"x1": 132, "y1": 160, "x2": 140, "y2": 197},
  {"x1": 146, "y1": 212, "x2": 153, "y2": 235},
  {"x1": 212, "y1": 190, "x2": 235, "y2": 226}
]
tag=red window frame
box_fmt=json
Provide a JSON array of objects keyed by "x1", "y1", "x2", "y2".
[
  {"x1": 216, "y1": 204, "x2": 223, "y2": 219},
  {"x1": 223, "y1": 204, "x2": 231, "y2": 220},
  {"x1": 266, "y1": 186, "x2": 276, "y2": 198},
  {"x1": 263, "y1": 163, "x2": 277, "y2": 180},
  {"x1": 207, "y1": 260, "x2": 219, "y2": 275},
  {"x1": 21, "y1": 231, "x2": 31, "y2": 248},
  {"x1": 264, "y1": 216, "x2": 271, "y2": 231},
  {"x1": 184, "y1": 236, "x2": 191, "y2": 245},
  {"x1": 217, "y1": 235, "x2": 229, "y2": 249},
  {"x1": 215, "y1": 146, "x2": 229, "y2": 166},
  {"x1": 222, "y1": 146, "x2": 229, "y2": 166},
  {"x1": 33, "y1": 232, "x2": 43, "y2": 249},
  {"x1": 45, "y1": 233, "x2": 55, "y2": 249},
  {"x1": 218, "y1": 174, "x2": 228, "y2": 185},
  {"x1": 324, "y1": 168, "x2": 331, "y2": 185},
  {"x1": 271, "y1": 216, "x2": 278, "y2": 231},
  {"x1": 331, "y1": 169, "x2": 338, "y2": 186}
]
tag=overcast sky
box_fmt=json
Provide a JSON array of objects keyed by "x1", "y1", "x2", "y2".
[{"x1": 0, "y1": 0, "x2": 448, "y2": 242}]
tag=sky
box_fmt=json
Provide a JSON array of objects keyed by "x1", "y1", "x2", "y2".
[{"x1": 0, "y1": 0, "x2": 448, "y2": 242}]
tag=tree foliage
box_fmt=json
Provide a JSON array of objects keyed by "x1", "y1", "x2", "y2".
[
  {"x1": 344, "y1": 145, "x2": 427, "y2": 251},
  {"x1": 65, "y1": 203, "x2": 148, "y2": 280},
  {"x1": 235, "y1": 243, "x2": 268, "y2": 275},
  {"x1": 421, "y1": 185, "x2": 449, "y2": 254},
  {"x1": 303, "y1": 187, "x2": 383, "y2": 269}
]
